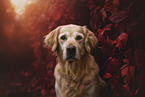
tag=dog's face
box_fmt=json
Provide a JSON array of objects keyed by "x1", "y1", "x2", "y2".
[
  {"x1": 58, "y1": 26, "x2": 85, "y2": 61},
  {"x1": 44, "y1": 24, "x2": 98, "y2": 61}
]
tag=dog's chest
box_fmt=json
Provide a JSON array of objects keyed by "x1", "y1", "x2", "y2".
[{"x1": 56, "y1": 73, "x2": 98, "y2": 97}]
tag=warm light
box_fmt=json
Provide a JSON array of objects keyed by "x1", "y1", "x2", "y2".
[{"x1": 11, "y1": 0, "x2": 33, "y2": 15}]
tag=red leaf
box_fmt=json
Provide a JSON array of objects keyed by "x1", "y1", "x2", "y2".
[
  {"x1": 116, "y1": 40, "x2": 122, "y2": 49},
  {"x1": 112, "y1": 38, "x2": 122, "y2": 50},
  {"x1": 103, "y1": 73, "x2": 112, "y2": 79},
  {"x1": 48, "y1": 70, "x2": 54, "y2": 78},
  {"x1": 135, "y1": 88, "x2": 139, "y2": 95},
  {"x1": 121, "y1": 85, "x2": 130, "y2": 96},
  {"x1": 47, "y1": 62, "x2": 55, "y2": 69},
  {"x1": 104, "y1": 0, "x2": 114, "y2": 12},
  {"x1": 100, "y1": 8, "x2": 107, "y2": 22},
  {"x1": 121, "y1": 64, "x2": 128, "y2": 77},
  {"x1": 106, "y1": 36, "x2": 113, "y2": 45},
  {"x1": 126, "y1": 66, "x2": 135, "y2": 84},
  {"x1": 113, "y1": 0, "x2": 120, "y2": 7},
  {"x1": 110, "y1": 75, "x2": 120, "y2": 90},
  {"x1": 112, "y1": 32, "x2": 128, "y2": 50},
  {"x1": 123, "y1": 58, "x2": 129, "y2": 64},
  {"x1": 21, "y1": 72, "x2": 30, "y2": 77},
  {"x1": 104, "y1": 24, "x2": 112, "y2": 30},
  {"x1": 120, "y1": 64, "x2": 128, "y2": 70},
  {"x1": 41, "y1": 89, "x2": 46, "y2": 96},
  {"x1": 99, "y1": 44, "x2": 113, "y2": 57},
  {"x1": 109, "y1": 10, "x2": 128, "y2": 23},
  {"x1": 97, "y1": 28, "x2": 104, "y2": 34},
  {"x1": 118, "y1": 32, "x2": 128, "y2": 46},
  {"x1": 124, "y1": 77, "x2": 128, "y2": 84},
  {"x1": 104, "y1": 57, "x2": 120, "y2": 74},
  {"x1": 129, "y1": 66, "x2": 135, "y2": 77},
  {"x1": 123, "y1": 49, "x2": 132, "y2": 57},
  {"x1": 98, "y1": 32, "x2": 106, "y2": 44}
]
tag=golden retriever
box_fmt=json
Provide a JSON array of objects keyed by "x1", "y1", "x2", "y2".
[{"x1": 44, "y1": 24, "x2": 107, "y2": 97}]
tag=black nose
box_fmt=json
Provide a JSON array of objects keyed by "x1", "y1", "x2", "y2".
[
  {"x1": 66, "y1": 45, "x2": 76, "y2": 59},
  {"x1": 66, "y1": 45, "x2": 76, "y2": 53}
]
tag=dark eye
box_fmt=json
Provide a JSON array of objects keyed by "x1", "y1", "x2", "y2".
[
  {"x1": 76, "y1": 35, "x2": 82, "y2": 40},
  {"x1": 60, "y1": 35, "x2": 67, "y2": 40}
]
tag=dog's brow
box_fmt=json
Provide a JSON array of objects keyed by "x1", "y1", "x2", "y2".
[
  {"x1": 73, "y1": 32, "x2": 84, "y2": 38},
  {"x1": 59, "y1": 31, "x2": 70, "y2": 38}
]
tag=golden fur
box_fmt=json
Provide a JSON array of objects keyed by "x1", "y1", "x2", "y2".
[{"x1": 44, "y1": 24, "x2": 107, "y2": 97}]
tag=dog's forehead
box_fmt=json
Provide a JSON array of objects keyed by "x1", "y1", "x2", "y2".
[{"x1": 59, "y1": 25, "x2": 84, "y2": 35}]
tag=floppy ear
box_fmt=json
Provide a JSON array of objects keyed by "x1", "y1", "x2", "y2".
[
  {"x1": 44, "y1": 27, "x2": 61, "y2": 52},
  {"x1": 83, "y1": 26, "x2": 98, "y2": 52}
]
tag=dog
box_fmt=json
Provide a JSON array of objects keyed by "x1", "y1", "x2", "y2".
[{"x1": 44, "y1": 24, "x2": 107, "y2": 97}]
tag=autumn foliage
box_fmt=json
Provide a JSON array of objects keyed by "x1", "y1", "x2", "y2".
[{"x1": 0, "y1": 0, "x2": 145, "y2": 97}]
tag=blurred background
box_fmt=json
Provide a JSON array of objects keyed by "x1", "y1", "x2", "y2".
[{"x1": 0, "y1": 0, "x2": 145, "y2": 97}]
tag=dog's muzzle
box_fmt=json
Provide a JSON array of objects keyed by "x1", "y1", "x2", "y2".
[{"x1": 66, "y1": 45, "x2": 76, "y2": 60}]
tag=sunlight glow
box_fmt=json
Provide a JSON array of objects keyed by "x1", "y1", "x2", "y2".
[{"x1": 11, "y1": 0, "x2": 33, "y2": 15}]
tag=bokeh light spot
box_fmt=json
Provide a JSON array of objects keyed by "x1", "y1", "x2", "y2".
[{"x1": 11, "y1": 0, "x2": 33, "y2": 15}]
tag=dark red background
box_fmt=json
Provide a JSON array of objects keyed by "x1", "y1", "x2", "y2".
[{"x1": 0, "y1": 0, "x2": 145, "y2": 97}]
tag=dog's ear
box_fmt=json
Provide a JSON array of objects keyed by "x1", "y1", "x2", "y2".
[
  {"x1": 44, "y1": 26, "x2": 61, "y2": 52},
  {"x1": 83, "y1": 26, "x2": 98, "y2": 53}
]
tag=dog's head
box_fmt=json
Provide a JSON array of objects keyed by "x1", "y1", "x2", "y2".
[{"x1": 44, "y1": 24, "x2": 98, "y2": 62}]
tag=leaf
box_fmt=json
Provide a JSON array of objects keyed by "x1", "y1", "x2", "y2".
[
  {"x1": 104, "y1": 24, "x2": 112, "y2": 30},
  {"x1": 118, "y1": 32, "x2": 128, "y2": 46},
  {"x1": 41, "y1": 89, "x2": 46, "y2": 96},
  {"x1": 104, "y1": 57, "x2": 120, "y2": 74},
  {"x1": 123, "y1": 58, "x2": 129, "y2": 64},
  {"x1": 128, "y1": 66, "x2": 135, "y2": 77},
  {"x1": 99, "y1": 44, "x2": 113, "y2": 57},
  {"x1": 110, "y1": 75, "x2": 120, "y2": 90},
  {"x1": 121, "y1": 84, "x2": 130, "y2": 96},
  {"x1": 46, "y1": 62, "x2": 55, "y2": 69},
  {"x1": 100, "y1": 8, "x2": 107, "y2": 22},
  {"x1": 123, "y1": 48, "x2": 132, "y2": 57},
  {"x1": 112, "y1": 32, "x2": 128, "y2": 50},
  {"x1": 121, "y1": 64, "x2": 128, "y2": 77},
  {"x1": 106, "y1": 36, "x2": 113, "y2": 45},
  {"x1": 112, "y1": 38, "x2": 122, "y2": 50},
  {"x1": 120, "y1": 64, "x2": 128, "y2": 70},
  {"x1": 109, "y1": 10, "x2": 128, "y2": 23},
  {"x1": 103, "y1": 73, "x2": 112, "y2": 79},
  {"x1": 104, "y1": 0, "x2": 114, "y2": 12},
  {"x1": 90, "y1": 7, "x2": 102, "y2": 30},
  {"x1": 47, "y1": 70, "x2": 53, "y2": 78},
  {"x1": 135, "y1": 88, "x2": 139, "y2": 95},
  {"x1": 126, "y1": 66, "x2": 135, "y2": 85},
  {"x1": 113, "y1": 0, "x2": 120, "y2": 7},
  {"x1": 98, "y1": 32, "x2": 106, "y2": 45}
]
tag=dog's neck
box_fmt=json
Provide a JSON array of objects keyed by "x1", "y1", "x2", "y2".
[{"x1": 57, "y1": 53, "x2": 97, "y2": 78}]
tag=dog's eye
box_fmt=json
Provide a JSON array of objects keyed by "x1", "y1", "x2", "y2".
[
  {"x1": 60, "y1": 35, "x2": 67, "y2": 40},
  {"x1": 76, "y1": 35, "x2": 82, "y2": 40}
]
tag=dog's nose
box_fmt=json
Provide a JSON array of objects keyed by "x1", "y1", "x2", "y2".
[
  {"x1": 66, "y1": 45, "x2": 76, "y2": 53},
  {"x1": 66, "y1": 45, "x2": 76, "y2": 60}
]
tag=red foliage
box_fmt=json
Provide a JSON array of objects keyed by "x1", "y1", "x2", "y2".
[{"x1": 1, "y1": 0, "x2": 145, "y2": 97}]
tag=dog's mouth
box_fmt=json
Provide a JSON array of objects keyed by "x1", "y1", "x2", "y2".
[
  {"x1": 66, "y1": 58, "x2": 78, "y2": 64},
  {"x1": 66, "y1": 53, "x2": 78, "y2": 60},
  {"x1": 66, "y1": 57, "x2": 78, "y2": 60},
  {"x1": 65, "y1": 53, "x2": 79, "y2": 63}
]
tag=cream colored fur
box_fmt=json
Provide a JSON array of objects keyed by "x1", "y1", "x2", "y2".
[{"x1": 44, "y1": 24, "x2": 107, "y2": 97}]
